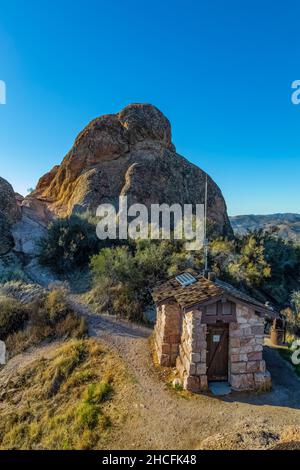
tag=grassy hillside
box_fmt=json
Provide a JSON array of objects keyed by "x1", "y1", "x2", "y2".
[{"x1": 0, "y1": 339, "x2": 132, "y2": 450}]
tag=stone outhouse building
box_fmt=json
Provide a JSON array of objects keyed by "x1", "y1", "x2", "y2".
[{"x1": 152, "y1": 270, "x2": 275, "y2": 393}]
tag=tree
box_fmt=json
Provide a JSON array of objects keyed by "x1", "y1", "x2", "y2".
[
  {"x1": 291, "y1": 291, "x2": 300, "y2": 317},
  {"x1": 228, "y1": 235, "x2": 271, "y2": 286},
  {"x1": 89, "y1": 239, "x2": 190, "y2": 321},
  {"x1": 39, "y1": 215, "x2": 101, "y2": 274}
]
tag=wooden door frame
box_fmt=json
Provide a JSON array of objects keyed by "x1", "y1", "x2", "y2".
[{"x1": 206, "y1": 323, "x2": 229, "y2": 382}]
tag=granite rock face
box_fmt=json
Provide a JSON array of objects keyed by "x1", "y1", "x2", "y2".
[
  {"x1": 0, "y1": 212, "x2": 14, "y2": 255},
  {"x1": 28, "y1": 103, "x2": 233, "y2": 237},
  {"x1": 0, "y1": 177, "x2": 21, "y2": 226},
  {"x1": 0, "y1": 177, "x2": 21, "y2": 255}
]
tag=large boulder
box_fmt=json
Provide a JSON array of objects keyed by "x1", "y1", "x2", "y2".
[
  {"x1": 0, "y1": 177, "x2": 21, "y2": 255},
  {"x1": 0, "y1": 212, "x2": 14, "y2": 255},
  {"x1": 28, "y1": 103, "x2": 233, "y2": 237},
  {"x1": 0, "y1": 177, "x2": 20, "y2": 225}
]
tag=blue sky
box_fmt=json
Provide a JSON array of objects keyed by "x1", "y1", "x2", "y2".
[{"x1": 0, "y1": 0, "x2": 299, "y2": 215}]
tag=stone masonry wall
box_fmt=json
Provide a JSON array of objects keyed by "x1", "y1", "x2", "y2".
[
  {"x1": 229, "y1": 304, "x2": 271, "y2": 391},
  {"x1": 154, "y1": 302, "x2": 181, "y2": 367},
  {"x1": 176, "y1": 309, "x2": 208, "y2": 392},
  {"x1": 154, "y1": 301, "x2": 271, "y2": 394}
]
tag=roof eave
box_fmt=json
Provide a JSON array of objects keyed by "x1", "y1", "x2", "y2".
[{"x1": 181, "y1": 294, "x2": 278, "y2": 318}]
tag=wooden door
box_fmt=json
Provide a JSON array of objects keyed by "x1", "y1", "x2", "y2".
[{"x1": 207, "y1": 324, "x2": 229, "y2": 381}]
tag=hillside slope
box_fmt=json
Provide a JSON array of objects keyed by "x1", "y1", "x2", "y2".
[
  {"x1": 230, "y1": 213, "x2": 300, "y2": 243},
  {"x1": 0, "y1": 339, "x2": 133, "y2": 450}
]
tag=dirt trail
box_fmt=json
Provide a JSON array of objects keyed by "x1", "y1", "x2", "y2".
[{"x1": 69, "y1": 296, "x2": 300, "y2": 450}]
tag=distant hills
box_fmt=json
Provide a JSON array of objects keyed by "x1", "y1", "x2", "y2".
[{"x1": 230, "y1": 213, "x2": 300, "y2": 243}]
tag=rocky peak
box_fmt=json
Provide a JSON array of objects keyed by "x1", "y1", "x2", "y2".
[
  {"x1": 117, "y1": 103, "x2": 174, "y2": 150},
  {"x1": 24, "y1": 103, "x2": 233, "y2": 238}
]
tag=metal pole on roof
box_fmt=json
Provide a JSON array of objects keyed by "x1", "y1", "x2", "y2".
[{"x1": 204, "y1": 174, "x2": 209, "y2": 275}]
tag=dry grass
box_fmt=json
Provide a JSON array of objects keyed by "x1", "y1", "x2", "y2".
[
  {"x1": 0, "y1": 339, "x2": 132, "y2": 449},
  {"x1": 2, "y1": 288, "x2": 88, "y2": 358},
  {"x1": 198, "y1": 424, "x2": 300, "y2": 450},
  {"x1": 271, "y1": 426, "x2": 300, "y2": 450}
]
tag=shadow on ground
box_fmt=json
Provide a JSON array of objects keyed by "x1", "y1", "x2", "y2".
[{"x1": 221, "y1": 345, "x2": 300, "y2": 410}]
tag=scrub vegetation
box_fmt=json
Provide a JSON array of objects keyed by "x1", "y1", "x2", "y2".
[
  {"x1": 0, "y1": 287, "x2": 87, "y2": 357},
  {"x1": 37, "y1": 215, "x2": 300, "y2": 324}
]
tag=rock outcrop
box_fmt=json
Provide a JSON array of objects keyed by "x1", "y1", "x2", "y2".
[
  {"x1": 28, "y1": 103, "x2": 233, "y2": 237},
  {"x1": 0, "y1": 177, "x2": 21, "y2": 255}
]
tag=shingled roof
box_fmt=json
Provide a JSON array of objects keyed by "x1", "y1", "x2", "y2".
[{"x1": 152, "y1": 270, "x2": 276, "y2": 317}]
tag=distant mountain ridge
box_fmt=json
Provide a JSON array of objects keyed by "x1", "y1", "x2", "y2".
[{"x1": 230, "y1": 213, "x2": 300, "y2": 243}]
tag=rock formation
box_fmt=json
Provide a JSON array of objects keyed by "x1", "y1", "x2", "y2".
[
  {"x1": 0, "y1": 103, "x2": 234, "y2": 288},
  {"x1": 0, "y1": 177, "x2": 53, "y2": 285},
  {"x1": 0, "y1": 177, "x2": 21, "y2": 255},
  {"x1": 27, "y1": 103, "x2": 233, "y2": 238}
]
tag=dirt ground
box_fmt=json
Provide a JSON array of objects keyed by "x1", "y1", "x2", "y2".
[{"x1": 68, "y1": 297, "x2": 300, "y2": 450}]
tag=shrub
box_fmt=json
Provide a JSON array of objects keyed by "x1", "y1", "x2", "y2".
[
  {"x1": 89, "y1": 240, "x2": 190, "y2": 321},
  {"x1": 2, "y1": 289, "x2": 87, "y2": 357},
  {"x1": 88, "y1": 228, "x2": 299, "y2": 321},
  {"x1": 209, "y1": 231, "x2": 300, "y2": 308},
  {"x1": 55, "y1": 314, "x2": 88, "y2": 339},
  {"x1": 291, "y1": 291, "x2": 300, "y2": 317},
  {"x1": 38, "y1": 215, "x2": 101, "y2": 274},
  {"x1": 44, "y1": 288, "x2": 69, "y2": 322},
  {"x1": 0, "y1": 296, "x2": 28, "y2": 340}
]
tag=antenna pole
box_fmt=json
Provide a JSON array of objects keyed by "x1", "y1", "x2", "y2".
[{"x1": 204, "y1": 174, "x2": 209, "y2": 275}]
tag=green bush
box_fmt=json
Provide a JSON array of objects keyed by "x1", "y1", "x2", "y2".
[
  {"x1": 39, "y1": 215, "x2": 100, "y2": 274},
  {"x1": 209, "y1": 231, "x2": 300, "y2": 308},
  {"x1": 90, "y1": 240, "x2": 190, "y2": 321},
  {"x1": 87, "y1": 227, "x2": 300, "y2": 321}
]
